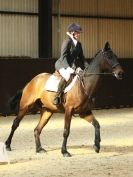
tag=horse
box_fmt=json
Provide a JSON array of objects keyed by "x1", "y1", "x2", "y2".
[{"x1": 5, "y1": 42, "x2": 124, "y2": 157}]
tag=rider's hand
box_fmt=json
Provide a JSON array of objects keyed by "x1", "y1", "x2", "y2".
[
  {"x1": 76, "y1": 67, "x2": 83, "y2": 73},
  {"x1": 67, "y1": 67, "x2": 75, "y2": 74}
]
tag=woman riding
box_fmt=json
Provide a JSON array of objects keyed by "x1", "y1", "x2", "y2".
[{"x1": 53, "y1": 23, "x2": 89, "y2": 105}]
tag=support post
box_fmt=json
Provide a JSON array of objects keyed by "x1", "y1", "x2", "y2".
[{"x1": 39, "y1": 0, "x2": 52, "y2": 58}]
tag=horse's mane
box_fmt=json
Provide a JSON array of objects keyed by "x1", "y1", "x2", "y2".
[
  {"x1": 94, "y1": 49, "x2": 102, "y2": 58},
  {"x1": 88, "y1": 49, "x2": 102, "y2": 64},
  {"x1": 85, "y1": 49, "x2": 102, "y2": 73}
]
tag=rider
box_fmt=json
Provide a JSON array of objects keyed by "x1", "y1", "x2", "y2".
[{"x1": 53, "y1": 23, "x2": 89, "y2": 105}]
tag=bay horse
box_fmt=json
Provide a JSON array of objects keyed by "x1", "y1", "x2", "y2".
[{"x1": 5, "y1": 42, "x2": 124, "y2": 157}]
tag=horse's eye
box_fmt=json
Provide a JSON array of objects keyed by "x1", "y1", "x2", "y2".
[{"x1": 107, "y1": 53, "x2": 113, "y2": 60}]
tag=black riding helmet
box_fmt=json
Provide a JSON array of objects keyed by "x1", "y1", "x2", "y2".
[{"x1": 67, "y1": 23, "x2": 82, "y2": 33}]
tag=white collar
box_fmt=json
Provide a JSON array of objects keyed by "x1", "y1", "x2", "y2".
[{"x1": 66, "y1": 32, "x2": 78, "y2": 46}]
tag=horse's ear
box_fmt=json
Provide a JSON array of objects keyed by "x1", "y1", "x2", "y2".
[{"x1": 104, "y1": 41, "x2": 111, "y2": 51}]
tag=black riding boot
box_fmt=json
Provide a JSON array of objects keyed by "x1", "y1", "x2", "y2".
[{"x1": 53, "y1": 78, "x2": 67, "y2": 105}]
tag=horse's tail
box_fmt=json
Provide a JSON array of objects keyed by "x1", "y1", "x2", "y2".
[{"x1": 7, "y1": 89, "x2": 23, "y2": 114}]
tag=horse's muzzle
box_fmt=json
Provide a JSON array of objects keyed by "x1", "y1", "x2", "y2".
[
  {"x1": 113, "y1": 65, "x2": 124, "y2": 80},
  {"x1": 113, "y1": 71, "x2": 124, "y2": 80}
]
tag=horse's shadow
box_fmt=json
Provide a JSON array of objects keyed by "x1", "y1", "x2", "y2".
[
  {"x1": 100, "y1": 145, "x2": 133, "y2": 153},
  {"x1": 47, "y1": 145, "x2": 133, "y2": 155},
  {"x1": 8, "y1": 145, "x2": 133, "y2": 164}
]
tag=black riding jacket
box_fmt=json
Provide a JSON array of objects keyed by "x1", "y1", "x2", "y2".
[{"x1": 55, "y1": 37, "x2": 88, "y2": 71}]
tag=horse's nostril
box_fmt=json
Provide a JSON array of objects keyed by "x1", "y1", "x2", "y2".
[{"x1": 118, "y1": 72, "x2": 124, "y2": 79}]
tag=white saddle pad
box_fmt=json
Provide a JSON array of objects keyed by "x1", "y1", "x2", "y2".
[{"x1": 45, "y1": 75, "x2": 78, "y2": 93}]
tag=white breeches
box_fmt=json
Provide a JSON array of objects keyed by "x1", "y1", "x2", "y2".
[
  {"x1": 59, "y1": 67, "x2": 74, "y2": 81},
  {"x1": 59, "y1": 67, "x2": 82, "y2": 81}
]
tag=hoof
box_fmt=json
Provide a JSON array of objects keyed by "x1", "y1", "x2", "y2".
[
  {"x1": 36, "y1": 147, "x2": 46, "y2": 153},
  {"x1": 6, "y1": 146, "x2": 11, "y2": 151},
  {"x1": 93, "y1": 145, "x2": 100, "y2": 153},
  {"x1": 62, "y1": 151, "x2": 72, "y2": 157}
]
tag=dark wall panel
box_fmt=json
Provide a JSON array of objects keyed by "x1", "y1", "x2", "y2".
[
  {"x1": 0, "y1": 58, "x2": 55, "y2": 115},
  {"x1": 0, "y1": 58, "x2": 133, "y2": 115},
  {"x1": 94, "y1": 59, "x2": 133, "y2": 109}
]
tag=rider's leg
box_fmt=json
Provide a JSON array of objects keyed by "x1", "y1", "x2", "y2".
[{"x1": 53, "y1": 77, "x2": 67, "y2": 105}]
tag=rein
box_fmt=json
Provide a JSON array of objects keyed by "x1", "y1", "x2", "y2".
[
  {"x1": 83, "y1": 72, "x2": 113, "y2": 77},
  {"x1": 76, "y1": 72, "x2": 114, "y2": 96}
]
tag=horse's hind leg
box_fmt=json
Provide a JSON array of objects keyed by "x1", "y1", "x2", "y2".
[
  {"x1": 80, "y1": 110, "x2": 101, "y2": 153},
  {"x1": 34, "y1": 109, "x2": 53, "y2": 153},
  {"x1": 5, "y1": 108, "x2": 27, "y2": 151}
]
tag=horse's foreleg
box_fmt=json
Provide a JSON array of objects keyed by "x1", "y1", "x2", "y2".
[
  {"x1": 34, "y1": 109, "x2": 53, "y2": 153},
  {"x1": 5, "y1": 109, "x2": 27, "y2": 151},
  {"x1": 61, "y1": 107, "x2": 73, "y2": 157},
  {"x1": 80, "y1": 111, "x2": 101, "y2": 153},
  {"x1": 92, "y1": 118, "x2": 101, "y2": 153}
]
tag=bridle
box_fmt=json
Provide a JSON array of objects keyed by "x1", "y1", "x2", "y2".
[
  {"x1": 81, "y1": 49, "x2": 120, "y2": 77},
  {"x1": 75, "y1": 48, "x2": 122, "y2": 97}
]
